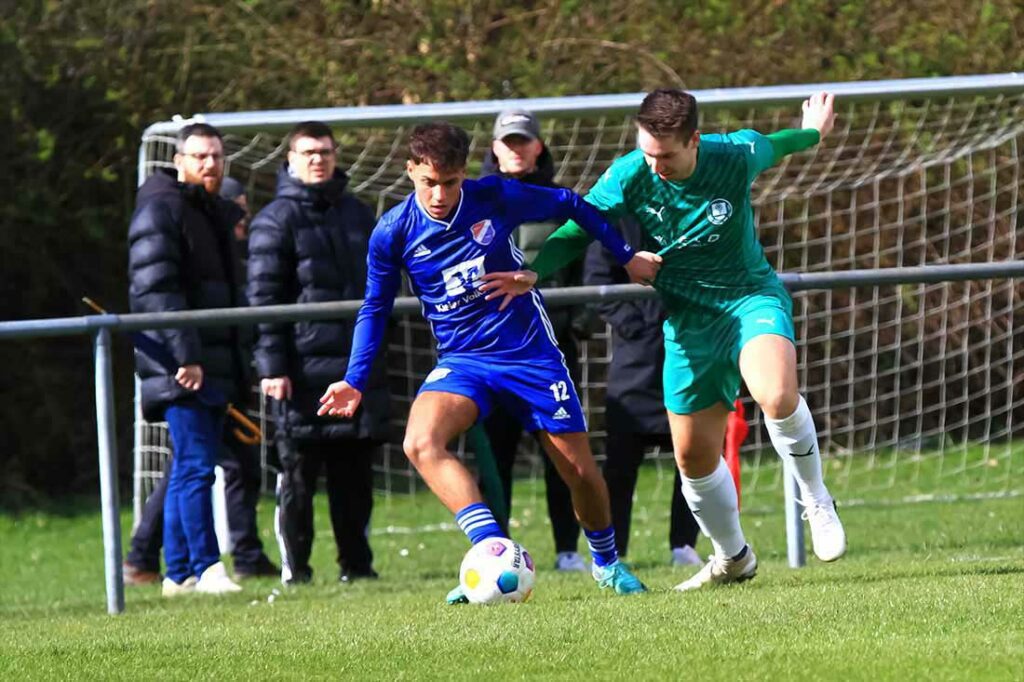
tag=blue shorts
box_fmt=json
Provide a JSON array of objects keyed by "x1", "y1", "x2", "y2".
[{"x1": 418, "y1": 350, "x2": 587, "y2": 434}]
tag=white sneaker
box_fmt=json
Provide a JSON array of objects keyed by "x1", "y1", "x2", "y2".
[
  {"x1": 195, "y1": 561, "x2": 243, "y2": 594},
  {"x1": 554, "y1": 551, "x2": 588, "y2": 572},
  {"x1": 161, "y1": 575, "x2": 197, "y2": 598},
  {"x1": 670, "y1": 545, "x2": 703, "y2": 567},
  {"x1": 803, "y1": 497, "x2": 846, "y2": 562},
  {"x1": 673, "y1": 546, "x2": 757, "y2": 592}
]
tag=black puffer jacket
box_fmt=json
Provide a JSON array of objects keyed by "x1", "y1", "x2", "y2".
[
  {"x1": 247, "y1": 165, "x2": 390, "y2": 441},
  {"x1": 128, "y1": 170, "x2": 248, "y2": 421},
  {"x1": 584, "y1": 216, "x2": 669, "y2": 434}
]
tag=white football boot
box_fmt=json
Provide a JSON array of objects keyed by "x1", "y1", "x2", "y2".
[
  {"x1": 674, "y1": 546, "x2": 757, "y2": 592},
  {"x1": 554, "y1": 551, "x2": 588, "y2": 572},
  {"x1": 802, "y1": 497, "x2": 846, "y2": 562},
  {"x1": 161, "y1": 575, "x2": 198, "y2": 598},
  {"x1": 195, "y1": 561, "x2": 243, "y2": 594}
]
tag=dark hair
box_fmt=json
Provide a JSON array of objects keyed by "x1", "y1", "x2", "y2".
[
  {"x1": 288, "y1": 120, "x2": 336, "y2": 149},
  {"x1": 636, "y1": 89, "x2": 699, "y2": 140},
  {"x1": 176, "y1": 122, "x2": 223, "y2": 153},
  {"x1": 408, "y1": 122, "x2": 470, "y2": 171}
]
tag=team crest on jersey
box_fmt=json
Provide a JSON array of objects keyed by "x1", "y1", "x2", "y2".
[
  {"x1": 470, "y1": 219, "x2": 495, "y2": 246},
  {"x1": 707, "y1": 199, "x2": 733, "y2": 225}
]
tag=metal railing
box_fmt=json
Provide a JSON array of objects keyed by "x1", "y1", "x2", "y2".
[{"x1": 2, "y1": 261, "x2": 1023, "y2": 613}]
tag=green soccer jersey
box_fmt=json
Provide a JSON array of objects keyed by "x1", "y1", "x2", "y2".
[
  {"x1": 587, "y1": 129, "x2": 777, "y2": 313},
  {"x1": 530, "y1": 128, "x2": 820, "y2": 316}
]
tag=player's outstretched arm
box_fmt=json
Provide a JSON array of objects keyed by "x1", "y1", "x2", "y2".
[
  {"x1": 802, "y1": 91, "x2": 835, "y2": 140},
  {"x1": 529, "y1": 220, "x2": 593, "y2": 280},
  {"x1": 318, "y1": 380, "x2": 362, "y2": 418},
  {"x1": 481, "y1": 247, "x2": 660, "y2": 310},
  {"x1": 321, "y1": 218, "x2": 402, "y2": 413},
  {"x1": 743, "y1": 92, "x2": 836, "y2": 172}
]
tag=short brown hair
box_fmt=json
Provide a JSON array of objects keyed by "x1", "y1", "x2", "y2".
[
  {"x1": 408, "y1": 122, "x2": 470, "y2": 171},
  {"x1": 636, "y1": 89, "x2": 699, "y2": 140},
  {"x1": 176, "y1": 123, "x2": 223, "y2": 153},
  {"x1": 288, "y1": 121, "x2": 336, "y2": 149}
]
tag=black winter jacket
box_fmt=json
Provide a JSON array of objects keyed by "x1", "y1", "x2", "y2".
[
  {"x1": 583, "y1": 217, "x2": 669, "y2": 434},
  {"x1": 128, "y1": 170, "x2": 248, "y2": 421},
  {"x1": 247, "y1": 165, "x2": 390, "y2": 441}
]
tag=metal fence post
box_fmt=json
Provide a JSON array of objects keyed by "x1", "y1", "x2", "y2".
[
  {"x1": 784, "y1": 465, "x2": 806, "y2": 568},
  {"x1": 94, "y1": 328, "x2": 125, "y2": 614}
]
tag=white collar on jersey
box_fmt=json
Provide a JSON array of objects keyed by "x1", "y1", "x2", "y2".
[{"x1": 414, "y1": 189, "x2": 464, "y2": 229}]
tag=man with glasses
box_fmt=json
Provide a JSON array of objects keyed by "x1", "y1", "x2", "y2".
[
  {"x1": 128, "y1": 122, "x2": 247, "y2": 596},
  {"x1": 248, "y1": 121, "x2": 390, "y2": 586}
]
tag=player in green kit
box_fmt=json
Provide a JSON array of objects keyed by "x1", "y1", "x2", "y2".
[{"x1": 484, "y1": 89, "x2": 846, "y2": 591}]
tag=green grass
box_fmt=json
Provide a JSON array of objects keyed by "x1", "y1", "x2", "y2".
[{"x1": 1, "y1": 466, "x2": 1022, "y2": 680}]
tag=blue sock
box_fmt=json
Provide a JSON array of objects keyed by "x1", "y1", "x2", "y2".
[
  {"x1": 584, "y1": 526, "x2": 619, "y2": 567},
  {"x1": 455, "y1": 503, "x2": 506, "y2": 545}
]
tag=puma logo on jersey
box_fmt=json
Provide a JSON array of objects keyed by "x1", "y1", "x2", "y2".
[
  {"x1": 412, "y1": 244, "x2": 432, "y2": 258},
  {"x1": 552, "y1": 407, "x2": 571, "y2": 420},
  {"x1": 644, "y1": 205, "x2": 667, "y2": 222},
  {"x1": 756, "y1": 316, "x2": 775, "y2": 325}
]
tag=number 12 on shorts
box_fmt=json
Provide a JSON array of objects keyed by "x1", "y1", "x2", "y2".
[{"x1": 549, "y1": 381, "x2": 569, "y2": 402}]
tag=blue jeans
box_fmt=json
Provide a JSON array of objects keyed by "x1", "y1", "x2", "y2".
[{"x1": 164, "y1": 402, "x2": 223, "y2": 583}]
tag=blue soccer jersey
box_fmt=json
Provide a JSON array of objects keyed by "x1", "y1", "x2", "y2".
[{"x1": 343, "y1": 176, "x2": 634, "y2": 392}]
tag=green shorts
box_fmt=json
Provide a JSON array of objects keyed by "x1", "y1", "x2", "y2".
[{"x1": 662, "y1": 286, "x2": 795, "y2": 415}]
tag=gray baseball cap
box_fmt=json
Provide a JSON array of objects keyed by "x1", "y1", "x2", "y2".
[
  {"x1": 493, "y1": 109, "x2": 541, "y2": 141},
  {"x1": 219, "y1": 176, "x2": 246, "y2": 201}
]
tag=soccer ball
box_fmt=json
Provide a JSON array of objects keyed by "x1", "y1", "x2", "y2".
[{"x1": 459, "y1": 538, "x2": 536, "y2": 604}]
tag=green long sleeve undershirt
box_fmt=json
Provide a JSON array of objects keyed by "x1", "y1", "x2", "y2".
[{"x1": 528, "y1": 128, "x2": 820, "y2": 279}]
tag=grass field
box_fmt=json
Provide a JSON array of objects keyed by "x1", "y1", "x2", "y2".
[{"x1": 1, "y1": 462, "x2": 1022, "y2": 680}]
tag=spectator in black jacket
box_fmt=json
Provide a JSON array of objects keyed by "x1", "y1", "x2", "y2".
[
  {"x1": 219, "y1": 176, "x2": 251, "y2": 245},
  {"x1": 248, "y1": 121, "x2": 390, "y2": 585},
  {"x1": 127, "y1": 123, "x2": 246, "y2": 596},
  {"x1": 584, "y1": 217, "x2": 703, "y2": 567},
  {"x1": 478, "y1": 109, "x2": 587, "y2": 572},
  {"x1": 124, "y1": 176, "x2": 278, "y2": 586}
]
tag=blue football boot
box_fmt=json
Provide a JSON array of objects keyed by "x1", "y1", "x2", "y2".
[
  {"x1": 446, "y1": 584, "x2": 469, "y2": 605},
  {"x1": 592, "y1": 560, "x2": 647, "y2": 595}
]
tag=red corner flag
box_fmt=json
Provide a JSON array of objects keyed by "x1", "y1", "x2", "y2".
[{"x1": 724, "y1": 399, "x2": 749, "y2": 508}]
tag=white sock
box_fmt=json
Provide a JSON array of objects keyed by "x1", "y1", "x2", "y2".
[
  {"x1": 764, "y1": 395, "x2": 830, "y2": 505},
  {"x1": 681, "y1": 458, "x2": 746, "y2": 559}
]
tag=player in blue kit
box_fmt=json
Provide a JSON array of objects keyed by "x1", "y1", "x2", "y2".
[{"x1": 317, "y1": 122, "x2": 662, "y2": 601}]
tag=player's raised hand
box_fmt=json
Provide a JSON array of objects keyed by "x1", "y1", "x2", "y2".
[
  {"x1": 318, "y1": 380, "x2": 362, "y2": 418},
  {"x1": 480, "y1": 269, "x2": 539, "y2": 311},
  {"x1": 624, "y1": 251, "x2": 662, "y2": 286},
  {"x1": 802, "y1": 91, "x2": 836, "y2": 140}
]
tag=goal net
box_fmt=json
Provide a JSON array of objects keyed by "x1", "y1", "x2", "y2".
[{"x1": 134, "y1": 75, "x2": 1023, "y2": 521}]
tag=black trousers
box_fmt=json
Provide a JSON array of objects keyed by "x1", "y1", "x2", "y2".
[
  {"x1": 602, "y1": 430, "x2": 699, "y2": 557},
  {"x1": 275, "y1": 437, "x2": 376, "y2": 579},
  {"x1": 126, "y1": 429, "x2": 270, "y2": 572},
  {"x1": 482, "y1": 408, "x2": 581, "y2": 554}
]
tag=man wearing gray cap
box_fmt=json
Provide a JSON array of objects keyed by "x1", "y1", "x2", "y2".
[
  {"x1": 479, "y1": 109, "x2": 589, "y2": 573},
  {"x1": 219, "y1": 177, "x2": 251, "y2": 244}
]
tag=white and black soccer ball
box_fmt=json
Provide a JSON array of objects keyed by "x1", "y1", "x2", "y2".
[{"x1": 459, "y1": 538, "x2": 536, "y2": 604}]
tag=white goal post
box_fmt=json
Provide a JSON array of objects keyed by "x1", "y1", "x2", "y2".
[{"x1": 135, "y1": 73, "x2": 1024, "y2": 546}]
